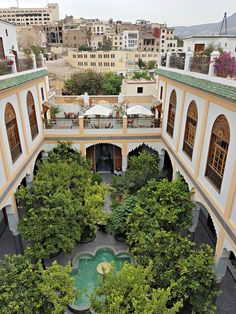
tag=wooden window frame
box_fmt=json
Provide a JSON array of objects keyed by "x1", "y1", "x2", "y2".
[
  {"x1": 27, "y1": 91, "x2": 39, "y2": 140},
  {"x1": 182, "y1": 101, "x2": 198, "y2": 159},
  {"x1": 5, "y1": 103, "x2": 22, "y2": 163},
  {"x1": 166, "y1": 90, "x2": 176, "y2": 137},
  {"x1": 205, "y1": 115, "x2": 230, "y2": 191}
]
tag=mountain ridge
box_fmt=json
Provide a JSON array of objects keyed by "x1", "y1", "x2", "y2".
[{"x1": 173, "y1": 13, "x2": 236, "y2": 38}]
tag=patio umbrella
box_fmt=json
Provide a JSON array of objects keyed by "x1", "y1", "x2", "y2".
[
  {"x1": 84, "y1": 105, "x2": 113, "y2": 117},
  {"x1": 126, "y1": 105, "x2": 154, "y2": 116}
]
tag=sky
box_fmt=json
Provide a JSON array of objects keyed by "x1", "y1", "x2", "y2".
[{"x1": 1, "y1": 0, "x2": 236, "y2": 26}]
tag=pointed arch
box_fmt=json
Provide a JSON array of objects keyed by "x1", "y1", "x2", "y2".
[
  {"x1": 27, "y1": 91, "x2": 38, "y2": 140},
  {"x1": 205, "y1": 114, "x2": 230, "y2": 191},
  {"x1": 166, "y1": 89, "x2": 177, "y2": 137},
  {"x1": 5, "y1": 103, "x2": 22, "y2": 163},
  {"x1": 182, "y1": 100, "x2": 198, "y2": 159}
]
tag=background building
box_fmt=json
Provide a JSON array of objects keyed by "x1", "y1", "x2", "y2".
[
  {"x1": 0, "y1": 3, "x2": 59, "y2": 26},
  {"x1": 183, "y1": 35, "x2": 236, "y2": 57},
  {"x1": 0, "y1": 19, "x2": 18, "y2": 59}
]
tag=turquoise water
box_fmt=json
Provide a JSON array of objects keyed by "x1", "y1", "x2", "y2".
[{"x1": 71, "y1": 248, "x2": 131, "y2": 308}]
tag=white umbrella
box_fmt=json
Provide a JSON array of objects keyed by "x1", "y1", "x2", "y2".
[
  {"x1": 126, "y1": 105, "x2": 154, "y2": 116},
  {"x1": 84, "y1": 105, "x2": 112, "y2": 117}
]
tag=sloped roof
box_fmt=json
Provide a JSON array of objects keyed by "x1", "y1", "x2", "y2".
[
  {"x1": 156, "y1": 68, "x2": 236, "y2": 103},
  {"x1": 0, "y1": 69, "x2": 48, "y2": 92}
]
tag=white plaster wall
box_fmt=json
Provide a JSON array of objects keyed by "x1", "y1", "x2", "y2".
[
  {"x1": 127, "y1": 141, "x2": 164, "y2": 154},
  {"x1": 198, "y1": 103, "x2": 236, "y2": 211},
  {"x1": 230, "y1": 195, "x2": 236, "y2": 229},
  {"x1": 158, "y1": 80, "x2": 165, "y2": 102},
  {"x1": 0, "y1": 148, "x2": 7, "y2": 190},
  {"x1": 183, "y1": 37, "x2": 236, "y2": 57},
  {"x1": 177, "y1": 93, "x2": 205, "y2": 172},
  {"x1": 0, "y1": 94, "x2": 27, "y2": 177},
  {"x1": 37, "y1": 81, "x2": 46, "y2": 105},
  {"x1": 121, "y1": 81, "x2": 156, "y2": 96},
  {"x1": 0, "y1": 21, "x2": 18, "y2": 55},
  {"x1": 162, "y1": 84, "x2": 183, "y2": 149},
  {"x1": 19, "y1": 86, "x2": 44, "y2": 148}
]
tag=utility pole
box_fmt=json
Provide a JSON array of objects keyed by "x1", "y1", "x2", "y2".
[{"x1": 219, "y1": 12, "x2": 227, "y2": 35}]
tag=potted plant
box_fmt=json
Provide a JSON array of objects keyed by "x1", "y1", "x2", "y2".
[{"x1": 50, "y1": 105, "x2": 60, "y2": 119}]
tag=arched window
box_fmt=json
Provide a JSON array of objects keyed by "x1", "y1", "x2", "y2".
[
  {"x1": 5, "y1": 103, "x2": 22, "y2": 163},
  {"x1": 182, "y1": 101, "x2": 198, "y2": 159},
  {"x1": 166, "y1": 90, "x2": 176, "y2": 137},
  {"x1": 205, "y1": 115, "x2": 230, "y2": 191},
  {"x1": 27, "y1": 91, "x2": 38, "y2": 140}
]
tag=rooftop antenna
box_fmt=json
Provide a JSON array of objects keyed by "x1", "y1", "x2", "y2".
[{"x1": 219, "y1": 12, "x2": 227, "y2": 35}]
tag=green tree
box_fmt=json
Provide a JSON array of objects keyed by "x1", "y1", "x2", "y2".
[
  {"x1": 102, "y1": 72, "x2": 123, "y2": 95},
  {"x1": 127, "y1": 228, "x2": 218, "y2": 313},
  {"x1": 16, "y1": 157, "x2": 106, "y2": 259},
  {"x1": 137, "y1": 58, "x2": 146, "y2": 69},
  {"x1": 64, "y1": 70, "x2": 103, "y2": 95},
  {"x1": 90, "y1": 263, "x2": 182, "y2": 314},
  {"x1": 127, "y1": 178, "x2": 193, "y2": 236},
  {"x1": 107, "y1": 195, "x2": 137, "y2": 237},
  {"x1": 46, "y1": 141, "x2": 90, "y2": 167},
  {"x1": 0, "y1": 255, "x2": 76, "y2": 314},
  {"x1": 202, "y1": 43, "x2": 223, "y2": 58},
  {"x1": 79, "y1": 44, "x2": 92, "y2": 51},
  {"x1": 146, "y1": 60, "x2": 157, "y2": 69},
  {"x1": 132, "y1": 70, "x2": 152, "y2": 80},
  {"x1": 111, "y1": 151, "x2": 159, "y2": 203},
  {"x1": 85, "y1": 29, "x2": 92, "y2": 46},
  {"x1": 101, "y1": 35, "x2": 113, "y2": 51},
  {"x1": 23, "y1": 44, "x2": 42, "y2": 58}
]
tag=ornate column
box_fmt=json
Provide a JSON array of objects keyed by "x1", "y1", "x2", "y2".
[
  {"x1": 188, "y1": 203, "x2": 200, "y2": 240},
  {"x1": 7, "y1": 53, "x2": 17, "y2": 73},
  {"x1": 184, "y1": 51, "x2": 193, "y2": 72},
  {"x1": 158, "y1": 150, "x2": 165, "y2": 173},
  {"x1": 166, "y1": 52, "x2": 172, "y2": 68},
  {"x1": 215, "y1": 249, "x2": 230, "y2": 283},
  {"x1": 208, "y1": 50, "x2": 220, "y2": 76},
  {"x1": 6, "y1": 198, "x2": 23, "y2": 254},
  {"x1": 30, "y1": 52, "x2": 37, "y2": 69}
]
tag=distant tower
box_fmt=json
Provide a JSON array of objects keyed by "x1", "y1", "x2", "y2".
[
  {"x1": 16, "y1": 0, "x2": 19, "y2": 7},
  {"x1": 219, "y1": 12, "x2": 227, "y2": 35}
]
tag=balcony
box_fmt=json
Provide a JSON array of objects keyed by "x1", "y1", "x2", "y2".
[
  {"x1": 0, "y1": 52, "x2": 46, "y2": 77},
  {"x1": 44, "y1": 116, "x2": 162, "y2": 136},
  {"x1": 159, "y1": 50, "x2": 236, "y2": 81}
]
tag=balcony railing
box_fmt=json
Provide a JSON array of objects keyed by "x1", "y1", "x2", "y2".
[
  {"x1": 169, "y1": 54, "x2": 185, "y2": 70},
  {"x1": 45, "y1": 118, "x2": 80, "y2": 129},
  {"x1": 16, "y1": 58, "x2": 34, "y2": 73},
  {"x1": 84, "y1": 117, "x2": 123, "y2": 129},
  {"x1": 127, "y1": 117, "x2": 162, "y2": 128},
  {"x1": 190, "y1": 55, "x2": 210, "y2": 74},
  {"x1": 0, "y1": 60, "x2": 12, "y2": 76}
]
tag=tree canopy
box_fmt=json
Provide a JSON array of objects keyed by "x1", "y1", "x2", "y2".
[
  {"x1": 132, "y1": 70, "x2": 152, "y2": 80},
  {"x1": 63, "y1": 70, "x2": 122, "y2": 95},
  {"x1": 102, "y1": 72, "x2": 123, "y2": 95},
  {"x1": 63, "y1": 70, "x2": 104, "y2": 95},
  {"x1": 16, "y1": 142, "x2": 106, "y2": 259},
  {"x1": 0, "y1": 255, "x2": 76, "y2": 314},
  {"x1": 90, "y1": 263, "x2": 182, "y2": 314},
  {"x1": 110, "y1": 151, "x2": 159, "y2": 203}
]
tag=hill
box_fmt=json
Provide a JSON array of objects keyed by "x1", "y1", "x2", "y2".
[{"x1": 174, "y1": 13, "x2": 236, "y2": 38}]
